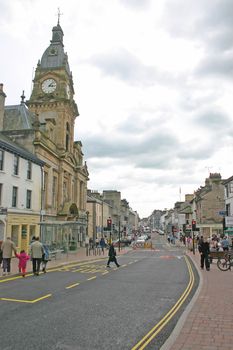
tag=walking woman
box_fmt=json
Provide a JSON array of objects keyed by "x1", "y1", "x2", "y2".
[{"x1": 106, "y1": 244, "x2": 120, "y2": 268}]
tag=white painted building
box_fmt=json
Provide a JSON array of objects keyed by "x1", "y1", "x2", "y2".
[
  {"x1": 0, "y1": 133, "x2": 45, "y2": 251},
  {"x1": 223, "y1": 175, "x2": 233, "y2": 237}
]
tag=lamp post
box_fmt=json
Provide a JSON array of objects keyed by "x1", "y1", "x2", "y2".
[
  {"x1": 118, "y1": 219, "x2": 121, "y2": 252},
  {"x1": 86, "y1": 211, "x2": 89, "y2": 256}
]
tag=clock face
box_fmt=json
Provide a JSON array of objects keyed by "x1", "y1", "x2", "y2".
[{"x1": 42, "y1": 79, "x2": 57, "y2": 93}]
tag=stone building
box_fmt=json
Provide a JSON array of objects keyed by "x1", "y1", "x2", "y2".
[
  {"x1": 0, "y1": 21, "x2": 89, "y2": 251},
  {"x1": 194, "y1": 173, "x2": 225, "y2": 237}
]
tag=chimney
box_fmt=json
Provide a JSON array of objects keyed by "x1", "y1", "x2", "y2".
[{"x1": 0, "y1": 83, "x2": 7, "y2": 131}]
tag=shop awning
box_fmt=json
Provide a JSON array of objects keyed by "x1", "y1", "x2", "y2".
[{"x1": 224, "y1": 228, "x2": 233, "y2": 235}]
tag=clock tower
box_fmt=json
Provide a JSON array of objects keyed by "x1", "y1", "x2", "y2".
[
  {"x1": 27, "y1": 21, "x2": 78, "y2": 153},
  {"x1": 26, "y1": 20, "x2": 89, "y2": 244}
]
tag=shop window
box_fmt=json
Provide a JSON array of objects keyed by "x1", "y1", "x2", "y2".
[
  {"x1": 21, "y1": 225, "x2": 27, "y2": 239},
  {"x1": 11, "y1": 225, "x2": 19, "y2": 246},
  {"x1": 29, "y1": 225, "x2": 36, "y2": 243}
]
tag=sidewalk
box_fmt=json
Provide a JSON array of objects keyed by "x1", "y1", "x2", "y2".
[
  {"x1": 165, "y1": 249, "x2": 233, "y2": 350},
  {"x1": 3, "y1": 246, "x2": 131, "y2": 276}
]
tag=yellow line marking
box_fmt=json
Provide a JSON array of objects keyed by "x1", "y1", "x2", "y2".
[
  {"x1": 0, "y1": 293, "x2": 52, "y2": 304},
  {"x1": 0, "y1": 273, "x2": 36, "y2": 282},
  {"x1": 102, "y1": 271, "x2": 109, "y2": 275},
  {"x1": 72, "y1": 269, "x2": 82, "y2": 272},
  {"x1": 131, "y1": 256, "x2": 194, "y2": 350},
  {"x1": 121, "y1": 264, "x2": 127, "y2": 267},
  {"x1": 0, "y1": 259, "x2": 107, "y2": 283},
  {"x1": 87, "y1": 276, "x2": 96, "y2": 281},
  {"x1": 66, "y1": 282, "x2": 80, "y2": 289},
  {"x1": 32, "y1": 294, "x2": 52, "y2": 303},
  {"x1": 129, "y1": 262, "x2": 133, "y2": 264}
]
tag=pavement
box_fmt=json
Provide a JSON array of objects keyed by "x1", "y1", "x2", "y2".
[
  {"x1": 163, "y1": 247, "x2": 233, "y2": 350},
  {"x1": 2, "y1": 243, "x2": 233, "y2": 350}
]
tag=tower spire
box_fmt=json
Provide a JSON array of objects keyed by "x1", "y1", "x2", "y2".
[{"x1": 57, "y1": 7, "x2": 63, "y2": 25}]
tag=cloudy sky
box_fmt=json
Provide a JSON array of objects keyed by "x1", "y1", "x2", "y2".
[{"x1": 1, "y1": 0, "x2": 233, "y2": 218}]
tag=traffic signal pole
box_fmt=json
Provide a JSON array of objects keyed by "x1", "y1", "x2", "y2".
[
  {"x1": 192, "y1": 220, "x2": 196, "y2": 255},
  {"x1": 192, "y1": 230, "x2": 195, "y2": 255},
  {"x1": 118, "y1": 220, "x2": 121, "y2": 252}
]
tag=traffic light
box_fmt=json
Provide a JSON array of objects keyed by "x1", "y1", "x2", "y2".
[
  {"x1": 192, "y1": 220, "x2": 196, "y2": 231},
  {"x1": 107, "y1": 218, "x2": 112, "y2": 229}
]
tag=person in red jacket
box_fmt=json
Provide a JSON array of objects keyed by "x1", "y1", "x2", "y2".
[{"x1": 15, "y1": 250, "x2": 30, "y2": 277}]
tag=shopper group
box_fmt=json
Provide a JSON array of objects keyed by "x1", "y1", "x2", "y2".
[{"x1": 0, "y1": 236, "x2": 49, "y2": 277}]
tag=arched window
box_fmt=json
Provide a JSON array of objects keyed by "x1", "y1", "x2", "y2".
[{"x1": 66, "y1": 122, "x2": 70, "y2": 151}]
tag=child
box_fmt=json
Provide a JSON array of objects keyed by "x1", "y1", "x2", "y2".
[
  {"x1": 41, "y1": 244, "x2": 50, "y2": 273},
  {"x1": 15, "y1": 250, "x2": 30, "y2": 277}
]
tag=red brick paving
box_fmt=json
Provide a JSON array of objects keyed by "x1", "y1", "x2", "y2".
[{"x1": 168, "y1": 250, "x2": 233, "y2": 350}]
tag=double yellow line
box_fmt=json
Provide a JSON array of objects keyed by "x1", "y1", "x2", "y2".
[{"x1": 132, "y1": 256, "x2": 195, "y2": 350}]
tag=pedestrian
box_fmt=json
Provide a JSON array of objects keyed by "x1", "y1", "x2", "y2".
[
  {"x1": 199, "y1": 237, "x2": 210, "y2": 271},
  {"x1": 106, "y1": 243, "x2": 120, "y2": 268},
  {"x1": 100, "y1": 237, "x2": 105, "y2": 254},
  {"x1": 220, "y1": 236, "x2": 229, "y2": 251},
  {"x1": 1, "y1": 237, "x2": 17, "y2": 276},
  {"x1": 197, "y1": 236, "x2": 204, "y2": 253},
  {"x1": 41, "y1": 244, "x2": 50, "y2": 273},
  {"x1": 30, "y1": 237, "x2": 44, "y2": 276},
  {"x1": 15, "y1": 250, "x2": 30, "y2": 277}
]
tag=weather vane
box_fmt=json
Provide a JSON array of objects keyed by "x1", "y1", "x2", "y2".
[{"x1": 57, "y1": 7, "x2": 63, "y2": 25}]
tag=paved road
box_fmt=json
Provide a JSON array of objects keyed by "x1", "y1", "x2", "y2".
[{"x1": 0, "y1": 237, "x2": 199, "y2": 350}]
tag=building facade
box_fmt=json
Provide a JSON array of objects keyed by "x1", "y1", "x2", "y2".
[
  {"x1": 0, "y1": 132, "x2": 44, "y2": 251},
  {"x1": 1, "y1": 21, "x2": 89, "y2": 251}
]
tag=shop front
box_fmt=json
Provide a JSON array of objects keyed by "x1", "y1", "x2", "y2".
[{"x1": 40, "y1": 220, "x2": 87, "y2": 252}]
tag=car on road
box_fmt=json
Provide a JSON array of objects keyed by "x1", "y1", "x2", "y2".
[{"x1": 136, "y1": 235, "x2": 148, "y2": 243}]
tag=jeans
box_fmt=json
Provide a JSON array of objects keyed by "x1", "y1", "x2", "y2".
[
  {"x1": 200, "y1": 253, "x2": 210, "y2": 270},
  {"x1": 3, "y1": 258, "x2": 11, "y2": 272},
  {"x1": 32, "y1": 258, "x2": 42, "y2": 274}
]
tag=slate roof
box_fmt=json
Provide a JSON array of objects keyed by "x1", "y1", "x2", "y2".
[
  {"x1": 0, "y1": 133, "x2": 45, "y2": 166},
  {"x1": 4, "y1": 103, "x2": 36, "y2": 130},
  {"x1": 40, "y1": 23, "x2": 71, "y2": 75}
]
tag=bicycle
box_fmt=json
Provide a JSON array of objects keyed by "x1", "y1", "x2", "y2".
[{"x1": 217, "y1": 251, "x2": 233, "y2": 271}]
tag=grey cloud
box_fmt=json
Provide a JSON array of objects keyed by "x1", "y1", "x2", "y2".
[
  {"x1": 119, "y1": 0, "x2": 151, "y2": 10},
  {"x1": 88, "y1": 48, "x2": 163, "y2": 86},
  {"x1": 163, "y1": 0, "x2": 233, "y2": 52},
  {"x1": 195, "y1": 52, "x2": 233, "y2": 78},
  {"x1": 83, "y1": 130, "x2": 179, "y2": 169},
  {"x1": 194, "y1": 110, "x2": 232, "y2": 132},
  {"x1": 178, "y1": 145, "x2": 216, "y2": 161}
]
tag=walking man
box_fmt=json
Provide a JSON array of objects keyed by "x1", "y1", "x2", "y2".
[
  {"x1": 30, "y1": 237, "x2": 44, "y2": 276},
  {"x1": 1, "y1": 237, "x2": 17, "y2": 276},
  {"x1": 199, "y1": 237, "x2": 210, "y2": 271},
  {"x1": 107, "y1": 243, "x2": 120, "y2": 268}
]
